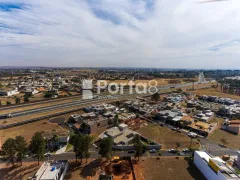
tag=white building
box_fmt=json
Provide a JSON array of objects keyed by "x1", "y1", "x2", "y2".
[
  {"x1": 32, "y1": 160, "x2": 68, "y2": 180},
  {"x1": 194, "y1": 151, "x2": 240, "y2": 180},
  {"x1": 0, "y1": 87, "x2": 19, "y2": 97}
]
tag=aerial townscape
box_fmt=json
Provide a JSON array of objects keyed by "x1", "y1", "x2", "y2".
[
  {"x1": 0, "y1": 68, "x2": 239, "y2": 180},
  {"x1": 0, "y1": 0, "x2": 240, "y2": 180}
]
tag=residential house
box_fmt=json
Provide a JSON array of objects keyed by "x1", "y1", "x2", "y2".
[{"x1": 32, "y1": 160, "x2": 69, "y2": 180}]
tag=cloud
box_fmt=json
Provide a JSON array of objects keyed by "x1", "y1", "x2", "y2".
[
  {"x1": 209, "y1": 40, "x2": 240, "y2": 51},
  {"x1": 0, "y1": 0, "x2": 240, "y2": 68}
]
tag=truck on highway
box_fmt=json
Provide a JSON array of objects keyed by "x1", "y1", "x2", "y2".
[{"x1": 0, "y1": 114, "x2": 12, "y2": 119}]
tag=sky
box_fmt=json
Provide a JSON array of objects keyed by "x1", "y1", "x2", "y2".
[{"x1": 0, "y1": 0, "x2": 240, "y2": 69}]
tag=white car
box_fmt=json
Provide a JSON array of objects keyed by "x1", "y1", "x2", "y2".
[
  {"x1": 183, "y1": 148, "x2": 190, "y2": 152},
  {"x1": 149, "y1": 149, "x2": 157, "y2": 153}
]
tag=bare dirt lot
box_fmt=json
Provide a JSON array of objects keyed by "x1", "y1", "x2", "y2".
[
  {"x1": 0, "y1": 162, "x2": 41, "y2": 180},
  {"x1": 66, "y1": 159, "x2": 101, "y2": 180},
  {"x1": 0, "y1": 119, "x2": 67, "y2": 143},
  {"x1": 209, "y1": 129, "x2": 240, "y2": 149},
  {"x1": 134, "y1": 157, "x2": 206, "y2": 180},
  {"x1": 136, "y1": 124, "x2": 200, "y2": 150}
]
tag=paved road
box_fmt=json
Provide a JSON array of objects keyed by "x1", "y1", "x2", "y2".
[
  {"x1": 0, "y1": 150, "x2": 192, "y2": 164},
  {"x1": 199, "y1": 138, "x2": 238, "y2": 156}
]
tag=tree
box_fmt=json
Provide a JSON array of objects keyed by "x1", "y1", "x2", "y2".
[
  {"x1": 176, "y1": 142, "x2": 180, "y2": 152},
  {"x1": 83, "y1": 135, "x2": 94, "y2": 163},
  {"x1": 15, "y1": 97, "x2": 21, "y2": 104},
  {"x1": 189, "y1": 137, "x2": 193, "y2": 149},
  {"x1": 29, "y1": 132, "x2": 46, "y2": 165},
  {"x1": 15, "y1": 136, "x2": 28, "y2": 166},
  {"x1": 24, "y1": 96, "x2": 29, "y2": 103},
  {"x1": 99, "y1": 137, "x2": 113, "y2": 160},
  {"x1": 113, "y1": 114, "x2": 119, "y2": 126},
  {"x1": 132, "y1": 134, "x2": 144, "y2": 161},
  {"x1": 220, "y1": 138, "x2": 228, "y2": 147},
  {"x1": 69, "y1": 133, "x2": 84, "y2": 162},
  {"x1": 151, "y1": 92, "x2": 160, "y2": 102},
  {"x1": 6, "y1": 101, "x2": 11, "y2": 105},
  {"x1": 2, "y1": 138, "x2": 17, "y2": 166}
]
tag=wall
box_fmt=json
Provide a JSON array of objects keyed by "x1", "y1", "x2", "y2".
[{"x1": 194, "y1": 152, "x2": 226, "y2": 180}]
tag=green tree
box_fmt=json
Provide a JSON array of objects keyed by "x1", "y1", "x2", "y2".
[
  {"x1": 15, "y1": 97, "x2": 21, "y2": 104},
  {"x1": 99, "y1": 137, "x2": 113, "y2": 160},
  {"x1": 15, "y1": 136, "x2": 28, "y2": 166},
  {"x1": 113, "y1": 114, "x2": 119, "y2": 126},
  {"x1": 83, "y1": 135, "x2": 94, "y2": 163},
  {"x1": 133, "y1": 134, "x2": 144, "y2": 161},
  {"x1": 24, "y1": 96, "x2": 29, "y2": 103},
  {"x1": 151, "y1": 92, "x2": 160, "y2": 102},
  {"x1": 2, "y1": 138, "x2": 17, "y2": 166},
  {"x1": 29, "y1": 132, "x2": 46, "y2": 165},
  {"x1": 6, "y1": 101, "x2": 11, "y2": 105},
  {"x1": 69, "y1": 134, "x2": 84, "y2": 162},
  {"x1": 52, "y1": 134, "x2": 59, "y2": 145}
]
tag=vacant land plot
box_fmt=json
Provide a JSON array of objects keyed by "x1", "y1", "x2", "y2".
[
  {"x1": 134, "y1": 157, "x2": 206, "y2": 180},
  {"x1": 66, "y1": 159, "x2": 101, "y2": 180},
  {"x1": 209, "y1": 129, "x2": 240, "y2": 149},
  {"x1": 192, "y1": 88, "x2": 240, "y2": 100},
  {"x1": 0, "y1": 162, "x2": 41, "y2": 180},
  {"x1": 136, "y1": 124, "x2": 199, "y2": 149},
  {"x1": 107, "y1": 78, "x2": 197, "y2": 86},
  {"x1": 0, "y1": 119, "x2": 67, "y2": 143}
]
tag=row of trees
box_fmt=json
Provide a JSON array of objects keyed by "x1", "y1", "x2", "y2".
[
  {"x1": 70, "y1": 134, "x2": 146, "y2": 163},
  {"x1": 0, "y1": 95, "x2": 30, "y2": 106},
  {"x1": 69, "y1": 133, "x2": 94, "y2": 163},
  {"x1": 2, "y1": 132, "x2": 45, "y2": 166}
]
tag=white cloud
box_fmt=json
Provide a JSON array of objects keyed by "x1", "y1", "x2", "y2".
[{"x1": 0, "y1": 0, "x2": 240, "y2": 68}]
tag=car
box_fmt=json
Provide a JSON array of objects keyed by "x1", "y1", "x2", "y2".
[
  {"x1": 149, "y1": 149, "x2": 157, "y2": 153},
  {"x1": 188, "y1": 132, "x2": 197, "y2": 138},
  {"x1": 160, "y1": 123, "x2": 165, "y2": 126},
  {"x1": 128, "y1": 150, "x2": 136, "y2": 154},
  {"x1": 171, "y1": 128, "x2": 177, "y2": 131},
  {"x1": 168, "y1": 149, "x2": 177, "y2": 153},
  {"x1": 44, "y1": 152, "x2": 51, "y2": 157},
  {"x1": 182, "y1": 148, "x2": 190, "y2": 153}
]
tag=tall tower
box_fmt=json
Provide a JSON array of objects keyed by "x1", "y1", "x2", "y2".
[{"x1": 198, "y1": 73, "x2": 206, "y2": 83}]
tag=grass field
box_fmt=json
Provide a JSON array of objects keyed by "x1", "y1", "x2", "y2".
[
  {"x1": 136, "y1": 124, "x2": 200, "y2": 150},
  {"x1": 209, "y1": 129, "x2": 240, "y2": 149},
  {"x1": 134, "y1": 157, "x2": 206, "y2": 180}
]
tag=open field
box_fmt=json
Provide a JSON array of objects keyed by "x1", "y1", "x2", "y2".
[
  {"x1": 0, "y1": 162, "x2": 41, "y2": 180},
  {"x1": 209, "y1": 129, "x2": 240, "y2": 150},
  {"x1": 191, "y1": 87, "x2": 240, "y2": 100},
  {"x1": 66, "y1": 159, "x2": 101, "y2": 180},
  {"x1": 136, "y1": 124, "x2": 200, "y2": 150},
  {"x1": 0, "y1": 119, "x2": 67, "y2": 143},
  {"x1": 134, "y1": 157, "x2": 206, "y2": 180},
  {"x1": 106, "y1": 78, "x2": 198, "y2": 86}
]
